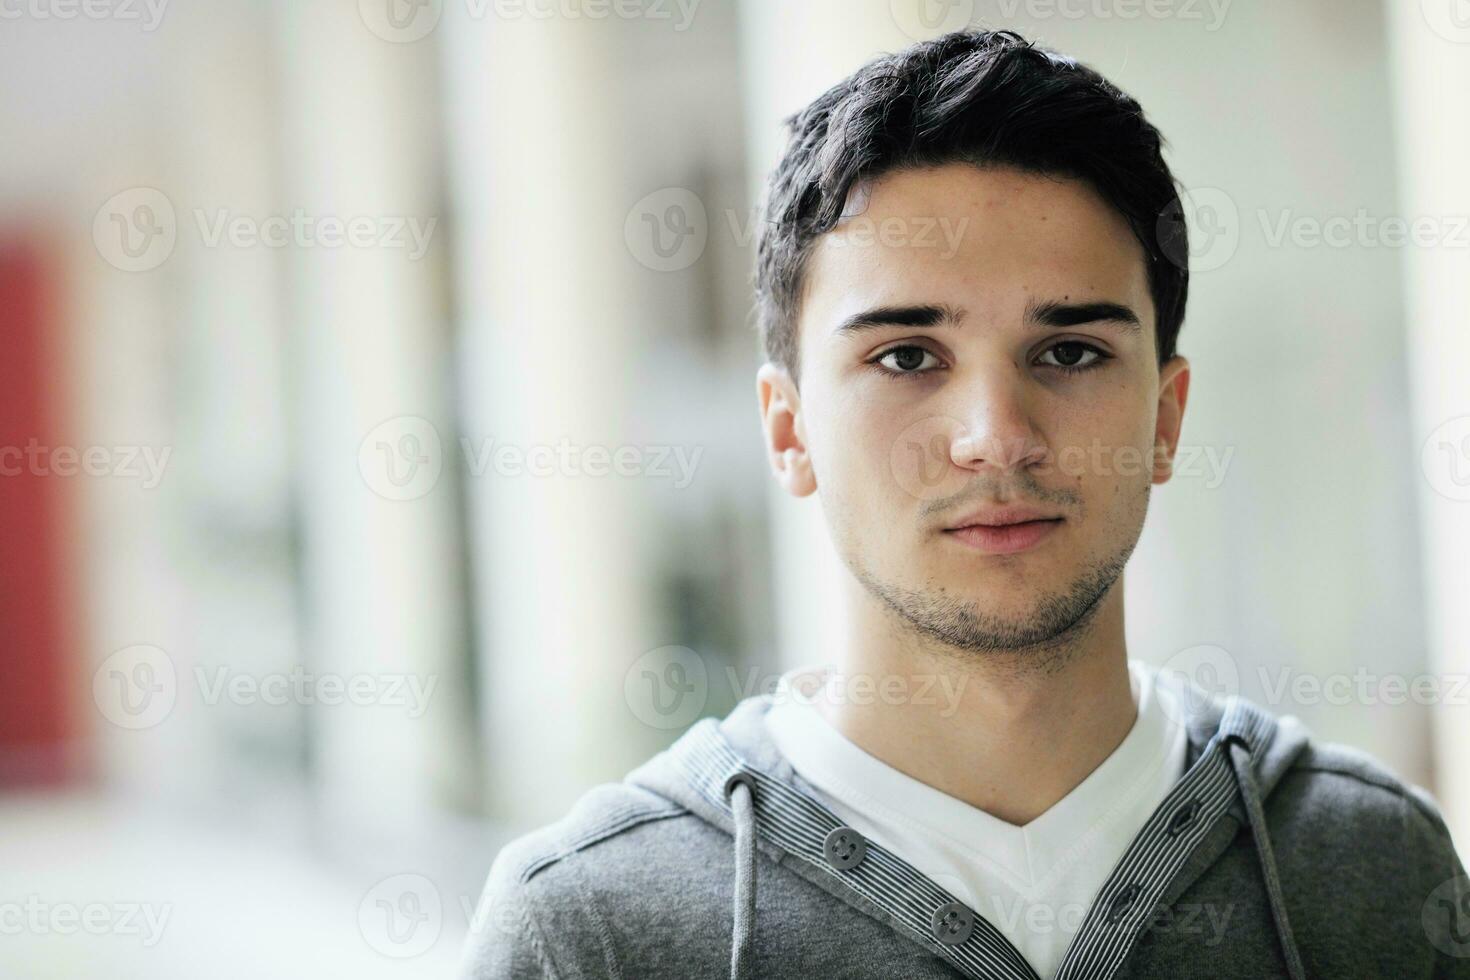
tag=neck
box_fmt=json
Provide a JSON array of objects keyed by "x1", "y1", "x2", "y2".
[{"x1": 816, "y1": 573, "x2": 1136, "y2": 827}]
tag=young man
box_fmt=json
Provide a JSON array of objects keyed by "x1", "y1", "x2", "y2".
[{"x1": 461, "y1": 29, "x2": 1469, "y2": 980}]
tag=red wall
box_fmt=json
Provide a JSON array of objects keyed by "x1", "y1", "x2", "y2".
[{"x1": 0, "y1": 236, "x2": 81, "y2": 787}]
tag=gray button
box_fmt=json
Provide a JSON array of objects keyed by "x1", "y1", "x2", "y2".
[
  {"x1": 1167, "y1": 799, "x2": 1203, "y2": 836},
  {"x1": 1105, "y1": 883, "x2": 1142, "y2": 925},
  {"x1": 931, "y1": 901, "x2": 974, "y2": 945},
  {"x1": 823, "y1": 827, "x2": 867, "y2": 870}
]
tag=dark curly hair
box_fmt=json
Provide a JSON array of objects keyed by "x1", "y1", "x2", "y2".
[{"x1": 753, "y1": 29, "x2": 1189, "y2": 381}]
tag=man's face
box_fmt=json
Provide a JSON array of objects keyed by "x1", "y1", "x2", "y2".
[{"x1": 758, "y1": 163, "x2": 1190, "y2": 652}]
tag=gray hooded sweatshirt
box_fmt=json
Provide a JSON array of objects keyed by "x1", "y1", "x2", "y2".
[{"x1": 460, "y1": 680, "x2": 1470, "y2": 979}]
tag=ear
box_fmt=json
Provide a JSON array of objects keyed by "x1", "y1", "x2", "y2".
[
  {"x1": 1152, "y1": 354, "x2": 1191, "y2": 485},
  {"x1": 756, "y1": 362, "x2": 817, "y2": 498}
]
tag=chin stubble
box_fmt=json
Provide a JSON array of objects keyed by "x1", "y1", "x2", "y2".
[{"x1": 849, "y1": 489, "x2": 1146, "y2": 671}]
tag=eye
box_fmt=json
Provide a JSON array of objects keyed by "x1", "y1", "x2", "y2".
[
  {"x1": 1036, "y1": 340, "x2": 1110, "y2": 373},
  {"x1": 872, "y1": 344, "x2": 942, "y2": 376}
]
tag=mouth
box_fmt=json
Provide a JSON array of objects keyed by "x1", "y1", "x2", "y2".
[{"x1": 942, "y1": 507, "x2": 1064, "y2": 556}]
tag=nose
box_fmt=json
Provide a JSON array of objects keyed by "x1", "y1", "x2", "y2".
[{"x1": 946, "y1": 369, "x2": 1049, "y2": 473}]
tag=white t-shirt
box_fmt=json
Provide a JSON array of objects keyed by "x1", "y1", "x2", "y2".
[{"x1": 763, "y1": 659, "x2": 1187, "y2": 980}]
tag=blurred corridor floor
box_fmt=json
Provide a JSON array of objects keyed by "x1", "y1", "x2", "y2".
[{"x1": 0, "y1": 791, "x2": 469, "y2": 979}]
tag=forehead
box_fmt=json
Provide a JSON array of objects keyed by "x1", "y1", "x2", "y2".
[{"x1": 798, "y1": 163, "x2": 1153, "y2": 344}]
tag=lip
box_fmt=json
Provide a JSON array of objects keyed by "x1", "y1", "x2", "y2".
[
  {"x1": 944, "y1": 504, "x2": 1062, "y2": 530},
  {"x1": 945, "y1": 520, "x2": 1061, "y2": 555},
  {"x1": 942, "y1": 506, "x2": 1064, "y2": 556}
]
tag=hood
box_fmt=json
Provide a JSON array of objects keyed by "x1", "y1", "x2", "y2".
[{"x1": 627, "y1": 671, "x2": 1314, "y2": 980}]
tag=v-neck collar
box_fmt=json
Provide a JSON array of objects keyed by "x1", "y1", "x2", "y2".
[{"x1": 763, "y1": 660, "x2": 1186, "y2": 892}]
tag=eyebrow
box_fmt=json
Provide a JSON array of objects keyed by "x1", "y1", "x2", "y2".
[{"x1": 832, "y1": 299, "x2": 1141, "y2": 335}]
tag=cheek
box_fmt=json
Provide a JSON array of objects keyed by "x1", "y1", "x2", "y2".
[
  {"x1": 808, "y1": 390, "x2": 913, "y2": 516},
  {"x1": 1050, "y1": 389, "x2": 1158, "y2": 496}
]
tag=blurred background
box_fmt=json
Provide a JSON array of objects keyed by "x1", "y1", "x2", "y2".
[{"x1": 1, "y1": 0, "x2": 1468, "y2": 976}]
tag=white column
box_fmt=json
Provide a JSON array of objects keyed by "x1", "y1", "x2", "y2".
[
  {"x1": 440, "y1": 12, "x2": 658, "y2": 826},
  {"x1": 273, "y1": 0, "x2": 466, "y2": 834},
  {"x1": 1385, "y1": 3, "x2": 1470, "y2": 849}
]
